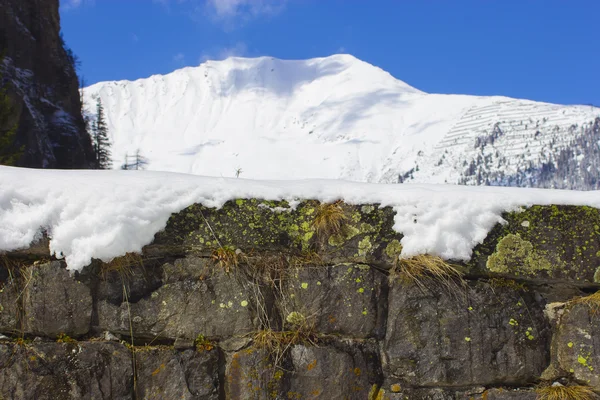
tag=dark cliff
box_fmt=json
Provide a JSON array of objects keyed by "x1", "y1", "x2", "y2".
[{"x1": 0, "y1": 0, "x2": 94, "y2": 168}]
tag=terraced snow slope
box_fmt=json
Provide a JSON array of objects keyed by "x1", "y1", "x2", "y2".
[{"x1": 84, "y1": 55, "x2": 600, "y2": 185}]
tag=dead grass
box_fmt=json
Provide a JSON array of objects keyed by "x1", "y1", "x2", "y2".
[
  {"x1": 569, "y1": 291, "x2": 600, "y2": 315},
  {"x1": 289, "y1": 251, "x2": 324, "y2": 268},
  {"x1": 100, "y1": 253, "x2": 143, "y2": 280},
  {"x1": 536, "y1": 384, "x2": 598, "y2": 400},
  {"x1": 211, "y1": 246, "x2": 240, "y2": 273},
  {"x1": 391, "y1": 254, "x2": 465, "y2": 293},
  {"x1": 253, "y1": 323, "x2": 319, "y2": 367},
  {"x1": 312, "y1": 201, "x2": 346, "y2": 236}
]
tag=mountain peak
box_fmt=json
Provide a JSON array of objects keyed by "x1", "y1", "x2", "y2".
[{"x1": 84, "y1": 54, "x2": 600, "y2": 188}]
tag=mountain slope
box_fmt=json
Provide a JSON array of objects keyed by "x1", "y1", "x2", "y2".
[{"x1": 84, "y1": 55, "x2": 600, "y2": 188}]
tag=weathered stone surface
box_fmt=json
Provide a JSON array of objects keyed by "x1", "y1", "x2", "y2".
[
  {"x1": 135, "y1": 346, "x2": 219, "y2": 400},
  {"x1": 23, "y1": 261, "x2": 92, "y2": 337},
  {"x1": 548, "y1": 299, "x2": 600, "y2": 388},
  {"x1": 279, "y1": 263, "x2": 387, "y2": 338},
  {"x1": 224, "y1": 347, "x2": 275, "y2": 400},
  {"x1": 471, "y1": 205, "x2": 600, "y2": 284},
  {"x1": 97, "y1": 256, "x2": 257, "y2": 340},
  {"x1": 150, "y1": 199, "x2": 403, "y2": 266},
  {"x1": 225, "y1": 342, "x2": 380, "y2": 399},
  {"x1": 479, "y1": 388, "x2": 538, "y2": 399},
  {"x1": 286, "y1": 343, "x2": 380, "y2": 399},
  {"x1": 383, "y1": 387, "x2": 537, "y2": 400},
  {"x1": 0, "y1": 341, "x2": 132, "y2": 400},
  {"x1": 0, "y1": 275, "x2": 20, "y2": 334},
  {"x1": 383, "y1": 280, "x2": 550, "y2": 386}
]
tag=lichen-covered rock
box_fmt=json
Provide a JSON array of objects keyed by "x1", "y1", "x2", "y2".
[
  {"x1": 149, "y1": 199, "x2": 403, "y2": 266},
  {"x1": 224, "y1": 347, "x2": 276, "y2": 399},
  {"x1": 383, "y1": 280, "x2": 549, "y2": 386},
  {"x1": 97, "y1": 256, "x2": 257, "y2": 340},
  {"x1": 548, "y1": 299, "x2": 600, "y2": 388},
  {"x1": 135, "y1": 346, "x2": 219, "y2": 400},
  {"x1": 279, "y1": 263, "x2": 387, "y2": 338},
  {"x1": 285, "y1": 343, "x2": 380, "y2": 399},
  {"x1": 22, "y1": 261, "x2": 92, "y2": 337},
  {"x1": 0, "y1": 341, "x2": 132, "y2": 399},
  {"x1": 225, "y1": 342, "x2": 380, "y2": 400},
  {"x1": 471, "y1": 205, "x2": 600, "y2": 284}
]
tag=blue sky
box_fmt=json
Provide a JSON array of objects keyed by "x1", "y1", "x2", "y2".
[{"x1": 60, "y1": 0, "x2": 600, "y2": 105}]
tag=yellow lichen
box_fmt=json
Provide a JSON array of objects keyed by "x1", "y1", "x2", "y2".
[{"x1": 486, "y1": 233, "x2": 552, "y2": 276}]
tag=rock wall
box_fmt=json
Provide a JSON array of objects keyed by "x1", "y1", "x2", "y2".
[
  {"x1": 0, "y1": 0, "x2": 94, "y2": 168},
  {"x1": 1, "y1": 199, "x2": 600, "y2": 399}
]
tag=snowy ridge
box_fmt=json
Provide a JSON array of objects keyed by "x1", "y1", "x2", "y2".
[
  {"x1": 2, "y1": 166, "x2": 600, "y2": 272},
  {"x1": 83, "y1": 54, "x2": 600, "y2": 186}
]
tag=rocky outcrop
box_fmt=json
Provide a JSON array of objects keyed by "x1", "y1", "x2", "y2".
[
  {"x1": 1, "y1": 200, "x2": 600, "y2": 399},
  {"x1": 0, "y1": 0, "x2": 94, "y2": 168}
]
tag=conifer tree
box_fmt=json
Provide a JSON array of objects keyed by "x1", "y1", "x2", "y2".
[
  {"x1": 121, "y1": 148, "x2": 148, "y2": 170},
  {"x1": 93, "y1": 98, "x2": 112, "y2": 169}
]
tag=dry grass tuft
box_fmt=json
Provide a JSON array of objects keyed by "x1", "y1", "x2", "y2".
[
  {"x1": 536, "y1": 384, "x2": 598, "y2": 400},
  {"x1": 312, "y1": 201, "x2": 347, "y2": 236},
  {"x1": 100, "y1": 253, "x2": 143, "y2": 280},
  {"x1": 211, "y1": 246, "x2": 240, "y2": 273},
  {"x1": 253, "y1": 323, "x2": 319, "y2": 367},
  {"x1": 391, "y1": 254, "x2": 465, "y2": 292},
  {"x1": 570, "y1": 291, "x2": 600, "y2": 315},
  {"x1": 289, "y1": 251, "x2": 324, "y2": 268}
]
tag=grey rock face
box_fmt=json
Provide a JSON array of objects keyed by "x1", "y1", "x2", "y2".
[
  {"x1": 279, "y1": 263, "x2": 387, "y2": 338},
  {"x1": 97, "y1": 256, "x2": 257, "y2": 340},
  {"x1": 0, "y1": 341, "x2": 133, "y2": 400},
  {"x1": 135, "y1": 346, "x2": 219, "y2": 400},
  {"x1": 0, "y1": 274, "x2": 20, "y2": 334},
  {"x1": 22, "y1": 261, "x2": 92, "y2": 337},
  {"x1": 549, "y1": 301, "x2": 600, "y2": 388},
  {"x1": 224, "y1": 341, "x2": 380, "y2": 400},
  {"x1": 383, "y1": 280, "x2": 550, "y2": 386}
]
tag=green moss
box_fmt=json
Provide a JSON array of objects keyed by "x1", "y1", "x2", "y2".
[{"x1": 486, "y1": 233, "x2": 553, "y2": 276}]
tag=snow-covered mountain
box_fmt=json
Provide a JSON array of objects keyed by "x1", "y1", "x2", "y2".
[{"x1": 84, "y1": 54, "x2": 600, "y2": 189}]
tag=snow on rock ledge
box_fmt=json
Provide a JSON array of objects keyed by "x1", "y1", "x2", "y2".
[{"x1": 1, "y1": 166, "x2": 600, "y2": 272}]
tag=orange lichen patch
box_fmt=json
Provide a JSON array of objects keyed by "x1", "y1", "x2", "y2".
[
  {"x1": 151, "y1": 363, "x2": 166, "y2": 376},
  {"x1": 353, "y1": 367, "x2": 362, "y2": 376},
  {"x1": 307, "y1": 359, "x2": 317, "y2": 371}
]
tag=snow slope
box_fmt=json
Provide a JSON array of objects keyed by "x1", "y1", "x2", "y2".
[
  {"x1": 2, "y1": 166, "x2": 600, "y2": 271},
  {"x1": 83, "y1": 54, "x2": 600, "y2": 184}
]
